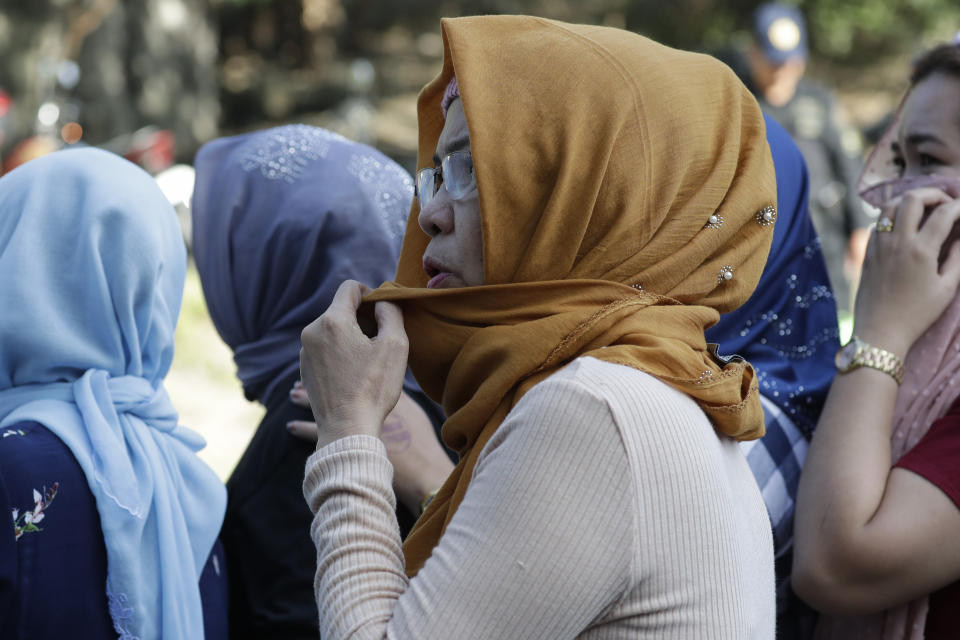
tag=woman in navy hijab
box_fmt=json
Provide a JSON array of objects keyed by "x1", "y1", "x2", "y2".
[
  {"x1": 707, "y1": 114, "x2": 841, "y2": 639},
  {"x1": 191, "y1": 125, "x2": 449, "y2": 638}
]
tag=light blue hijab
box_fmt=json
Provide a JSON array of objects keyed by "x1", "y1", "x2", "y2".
[{"x1": 0, "y1": 148, "x2": 226, "y2": 638}]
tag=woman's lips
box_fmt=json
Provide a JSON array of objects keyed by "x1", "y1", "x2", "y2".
[
  {"x1": 423, "y1": 256, "x2": 453, "y2": 288},
  {"x1": 426, "y1": 272, "x2": 451, "y2": 288}
]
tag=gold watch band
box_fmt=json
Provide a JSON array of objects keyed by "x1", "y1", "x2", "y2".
[
  {"x1": 859, "y1": 343, "x2": 905, "y2": 384},
  {"x1": 835, "y1": 336, "x2": 905, "y2": 385}
]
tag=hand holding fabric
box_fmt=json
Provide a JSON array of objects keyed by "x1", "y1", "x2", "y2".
[
  {"x1": 299, "y1": 280, "x2": 409, "y2": 449},
  {"x1": 855, "y1": 188, "x2": 960, "y2": 356}
]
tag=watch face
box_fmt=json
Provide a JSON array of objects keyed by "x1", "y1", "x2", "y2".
[{"x1": 835, "y1": 340, "x2": 859, "y2": 370}]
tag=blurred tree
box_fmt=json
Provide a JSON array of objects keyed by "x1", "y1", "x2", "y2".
[
  {"x1": 804, "y1": 0, "x2": 960, "y2": 61},
  {"x1": 2, "y1": 0, "x2": 957, "y2": 163},
  {"x1": 209, "y1": 0, "x2": 960, "y2": 154},
  {"x1": 622, "y1": 0, "x2": 960, "y2": 65},
  {"x1": 0, "y1": 0, "x2": 218, "y2": 162},
  {"x1": 217, "y1": 0, "x2": 351, "y2": 128},
  {"x1": 289, "y1": 0, "x2": 960, "y2": 77}
]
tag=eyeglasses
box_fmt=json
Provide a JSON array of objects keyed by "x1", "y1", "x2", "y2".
[{"x1": 416, "y1": 149, "x2": 476, "y2": 210}]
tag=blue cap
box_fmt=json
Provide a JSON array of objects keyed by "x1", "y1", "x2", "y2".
[{"x1": 753, "y1": 3, "x2": 808, "y2": 65}]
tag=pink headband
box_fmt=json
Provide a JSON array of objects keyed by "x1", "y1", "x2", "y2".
[{"x1": 441, "y1": 76, "x2": 460, "y2": 118}]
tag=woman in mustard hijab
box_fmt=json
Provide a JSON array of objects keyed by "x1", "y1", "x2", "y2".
[{"x1": 299, "y1": 16, "x2": 778, "y2": 638}]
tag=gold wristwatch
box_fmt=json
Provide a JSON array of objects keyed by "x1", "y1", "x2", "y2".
[{"x1": 834, "y1": 336, "x2": 905, "y2": 385}]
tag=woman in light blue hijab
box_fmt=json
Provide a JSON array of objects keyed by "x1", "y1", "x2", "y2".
[{"x1": 0, "y1": 148, "x2": 227, "y2": 638}]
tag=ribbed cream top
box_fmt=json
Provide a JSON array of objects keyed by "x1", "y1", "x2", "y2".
[{"x1": 303, "y1": 356, "x2": 775, "y2": 638}]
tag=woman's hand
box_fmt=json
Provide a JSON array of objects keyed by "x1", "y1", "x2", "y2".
[
  {"x1": 289, "y1": 386, "x2": 455, "y2": 512},
  {"x1": 853, "y1": 188, "x2": 960, "y2": 356},
  {"x1": 299, "y1": 280, "x2": 409, "y2": 449},
  {"x1": 795, "y1": 188, "x2": 960, "y2": 614}
]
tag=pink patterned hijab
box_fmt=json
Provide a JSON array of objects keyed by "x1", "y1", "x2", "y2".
[{"x1": 815, "y1": 34, "x2": 960, "y2": 640}]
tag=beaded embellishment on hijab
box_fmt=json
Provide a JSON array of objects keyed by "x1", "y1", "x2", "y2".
[
  {"x1": 241, "y1": 125, "x2": 345, "y2": 183},
  {"x1": 756, "y1": 205, "x2": 777, "y2": 226},
  {"x1": 705, "y1": 213, "x2": 725, "y2": 229},
  {"x1": 717, "y1": 265, "x2": 734, "y2": 284}
]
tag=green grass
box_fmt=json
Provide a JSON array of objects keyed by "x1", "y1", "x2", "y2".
[{"x1": 167, "y1": 262, "x2": 264, "y2": 480}]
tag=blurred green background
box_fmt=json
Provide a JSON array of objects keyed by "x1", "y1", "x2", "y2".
[{"x1": 3, "y1": 0, "x2": 958, "y2": 167}]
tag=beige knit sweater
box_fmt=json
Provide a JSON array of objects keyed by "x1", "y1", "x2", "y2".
[{"x1": 303, "y1": 357, "x2": 775, "y2": 638}]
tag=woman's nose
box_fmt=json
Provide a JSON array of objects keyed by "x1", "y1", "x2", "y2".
[{"x1": 418, "y1": 190, "x2": 454, "y2": 237}]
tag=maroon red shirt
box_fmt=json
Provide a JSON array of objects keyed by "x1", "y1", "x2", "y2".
[{"x1": 895, "y1": 400, "x2": 960, "y2": 638}]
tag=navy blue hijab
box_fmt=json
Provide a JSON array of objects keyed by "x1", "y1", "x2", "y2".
[
  {"x1": 191, "y1": 125, "x2": 413, "y2": 403},
  {"x1": 707, "y1": 115, "x2": 840, "y2": 435}
]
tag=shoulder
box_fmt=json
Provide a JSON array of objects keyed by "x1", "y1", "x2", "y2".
[
  {"x1": 527, "y1": 356, "x2": 695, "y2": 409},
  {"x1": 0, "y1": 421, "x2": 95, "y2": 514},
  {"x1": 0, "y1": 421, "x2": 65, "y2": 456},
  {"x1": 710, "y1": 47, "x2": 751, "y2": 83},
  {"x1": 499, "y1": 357, "x2": 712, "y2": 458},
  {"x1": 0, "y1": 420, "x2": 50, "y2": 435},
  {"x1": 552, "y1": 357, "x2": 710, "y2": 428},
  {"x1": 492, "y1": 358, "x2": 625, "y2": 446},
  {"x1": 526, "y1": 359, "x2": 756, "y2": 498},
  {"x1": 0, "y1": 420, "x2": 86, "y2": 482},
  {"x1": 477, "y1": 358, "x2": 654, "y2": 473}
]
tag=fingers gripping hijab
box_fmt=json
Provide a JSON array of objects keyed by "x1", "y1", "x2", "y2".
[
  {"x1": 0, "y1": 149, "x2": 224, "y2": 638},
  {"x1": 365, "y1": 16, "x2": 778, "y2": 576},
  {"x1": 191, "y1": 125, "x2": 412, "y2": 403}
]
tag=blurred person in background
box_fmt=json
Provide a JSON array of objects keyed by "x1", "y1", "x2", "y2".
[
  {"x1": 793, "y1": 39, "x2": 960, "y2": 640},
  {"x1": 707, "y1": 112, "x2": 840, "y2": 640},
  {"x1": 0, "y1": 148, "x2": 227, "y2": 639},
  {"x1": 721, "y1": 3, "x2": 872, "y2": 326},
  {"x1": 191, "y1": 125, "x2": 451, "y2": 639},
  {"x1": 297, "y1": 15, "x2": 779, "y2": 638}
]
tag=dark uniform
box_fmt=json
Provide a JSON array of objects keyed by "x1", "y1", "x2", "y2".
[
  {"x1": 757, "y1": 81, "x2": 873, "y2": 313},
  {"x1": 722, "y1": 51, "x2": 873, "y2": 312}
]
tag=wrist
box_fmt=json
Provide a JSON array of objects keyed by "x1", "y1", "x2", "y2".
[
  {"x1": 313, "y1": 412, "x2": 382, "y2": 450},
  {"x1": 849, "y1": 326, "x2": 911, "y2": 360}
]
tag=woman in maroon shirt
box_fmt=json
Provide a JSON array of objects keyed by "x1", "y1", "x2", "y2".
[{"x1": 793, "y1": 40, "x2": 960, "y2": 639}]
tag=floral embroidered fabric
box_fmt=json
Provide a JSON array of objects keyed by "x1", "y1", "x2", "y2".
[
  {"x1": 11, "y1": 483, "x2": 59, "y2": 541},
  {"x1": 0, "y1": 421, "x2": 228, "y2": 638}
]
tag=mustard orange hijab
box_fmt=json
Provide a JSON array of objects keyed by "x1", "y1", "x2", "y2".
[{"x1": 365, "y1": 16, "x2": 778, "y2": 576}]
